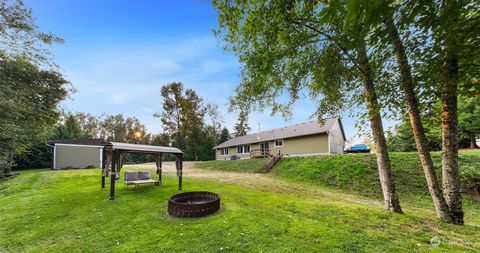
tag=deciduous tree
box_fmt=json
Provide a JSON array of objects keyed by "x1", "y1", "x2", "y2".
[{"x1": 213, "y1": 0, "x2": 403, "y2": 212}]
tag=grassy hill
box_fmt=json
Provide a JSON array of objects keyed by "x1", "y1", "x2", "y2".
[
  {"x1": 273, "y1": 152, "x2": 480, "y2": 199},
  {"x1": 198, "y1": 152, "x2": 480, "y2": 200}
]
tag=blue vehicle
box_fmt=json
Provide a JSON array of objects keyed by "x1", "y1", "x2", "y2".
[{"x1": 345, "y1": 144, "x2": 370, "y2": 153}]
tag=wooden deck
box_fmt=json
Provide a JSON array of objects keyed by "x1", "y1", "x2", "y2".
[{"x1": 250, "y1": 148, "x2": 271, "y2": 159}]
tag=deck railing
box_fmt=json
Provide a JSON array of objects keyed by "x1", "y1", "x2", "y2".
[
  {"x1": 259, "y1": 150, "x2": 282, "y2": 173},
  {"x1": 250, "y1": 148, "x2": 271, "y2": 159}
]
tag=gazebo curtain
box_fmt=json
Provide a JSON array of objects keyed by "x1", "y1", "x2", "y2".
[
  {"x1": 176, "y1": 155, "x2": 182, "y2": 177},
  {"x1": 102, "y1": 150, "x2": 112, "y2": 177},
  {"x1": 115, "y1": 152, "x2": 124, "y2": 180},
  {"x1": 103, "y1": 150, "x2": 123, "y2": 180},
  {"x1": 155, "y1": 153, "x2": 162, "y2": 175}
]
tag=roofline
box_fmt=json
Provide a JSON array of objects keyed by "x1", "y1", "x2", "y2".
[
  {"x1": 52, "y1": 143, "x2": 104, "y2": 148},
  {"x1": 47, "y1": 139, "x2": 183, "y2": 154},
  {"x1": 337, "y1": 118, "x2": 347, "y2": 141},
  {"x1": 213, "y1": 118, "x2": 346, "y2": 149},
  {"x1": 105, "y1": 142, "x2": 183, "y2": 154}
]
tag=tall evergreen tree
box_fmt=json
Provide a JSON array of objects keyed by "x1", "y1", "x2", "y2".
[
  {"x1": 54, "y1": 114, "x2": 88, "y2": 140},
  {"x1": 233, "y1": 111, "x2": 251, "y2": 137},
  {"x1": 218, "y1": 127, "x2": 230, "y2": 145}
]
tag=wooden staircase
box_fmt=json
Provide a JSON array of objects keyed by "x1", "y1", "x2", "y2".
[{"x1": 258, "y1": 150, "x2": 282, "y2": 173}]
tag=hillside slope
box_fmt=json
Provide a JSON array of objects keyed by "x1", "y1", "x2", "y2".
[
  {"x1": 272, "y1": 152, "x2": 480, "y2": 199},
  {"x1": 197, "y1": 152, "x2": 480, "y2": 200}
]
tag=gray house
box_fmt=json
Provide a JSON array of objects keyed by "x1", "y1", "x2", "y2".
[{"x1": 214, "y1": 118, "x2": 346, "y2": 160}]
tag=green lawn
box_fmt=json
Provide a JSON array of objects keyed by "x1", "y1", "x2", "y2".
[
  {"x1": 0, "y1": 157, "x2": 479, "y2": 252},
  {"x1": 195, "y1": 158, "x2": 268, "y2": 173}
]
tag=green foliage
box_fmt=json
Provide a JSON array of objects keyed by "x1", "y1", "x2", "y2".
[
  {"x1": 213, "y1": 0, "x2": 361, "y2": 120},
  {"x1": 387, "y1": 97, "x2": 480, "y2": 151},
  {"x1": 155, "y1": 82, "x2": 222, "y2": 161},
  {"x1": 54, "y1": 114, "x2": 90, "y2": 140},
  {"x1": 0, "y1": 53, "x2": 69, "y2": 177},
  {"x1": 218, "y1": 127, "x2": 231, "y2": 145},
  {"x1": 232, "y1": 110, "x2": 250, "y2": 137},
  {"x1": 0, "y1": 0, "x2": 69, "y2": 176},
  {"x1": 458, "y1": 97, "x2": 480, "y2": 148},
  {"x1": 0, "y1": 0, "x2": 64, "y2": 64}
]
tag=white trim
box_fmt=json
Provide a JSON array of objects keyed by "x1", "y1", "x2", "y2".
[
  {"x1": 99, "y1": 148, "x2": 103, "y2": 168},
  {"x1": 53, "y1": 145, "x2": 57, "y2": 169},
  {"x1": 54, "y1": 143, "x2": 104, "y2": 148},
  {"x1": 274, "y1": 139, "x2": 284, "y2": 147},
  {"x1": 328, "y1": 134, "x2": 331, "y2": 154},
  {"x1": 220, "y1": 147, "x2": 229, "y2": 156},
  {"x1": 236, "y1": 144, "x2": 252, "y2": 154}
]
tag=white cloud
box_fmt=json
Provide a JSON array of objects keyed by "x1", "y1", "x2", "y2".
[
  {"x1": 110, "y1": 93, "x2": 128, "y2": 105},
  {"x1": 60, "y1": 36, "x2": 241, "y2": 133}
]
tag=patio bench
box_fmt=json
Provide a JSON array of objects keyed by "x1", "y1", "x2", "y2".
[{"x1": 124, "y1": 171, "x2": 159, "y2": 189}]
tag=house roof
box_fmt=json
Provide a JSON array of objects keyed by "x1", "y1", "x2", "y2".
[
  {"x1": 47, "y1": 139, "x2": 182, "y2": 154},
  {"x1": 215, "y1": 118, "x2": 345, "y2": 149}
]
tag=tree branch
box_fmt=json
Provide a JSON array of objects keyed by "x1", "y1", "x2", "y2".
[{"x1": 288, "y1": 18, "x2": 366, "y2": 75}]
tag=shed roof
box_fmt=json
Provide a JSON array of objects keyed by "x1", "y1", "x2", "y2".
[
  {"x1": 47, "y1": 138, "x2": 107, "y2": 146},
  {"x1": 215, "y1": 118, "x2": 345, "y2": 149}
]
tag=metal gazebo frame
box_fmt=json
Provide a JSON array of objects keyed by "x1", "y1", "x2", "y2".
[{"x1": 100, "y1": 142, "x2": 183, "y2": 200}]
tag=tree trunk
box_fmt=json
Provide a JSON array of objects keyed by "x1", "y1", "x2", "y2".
[
  {"x1": 439, "y1": 0, "x2": 464, "y2": 225},
  {"x1": 441, "y1": 53, "x2": 464, "y2": 225},
  {"x1": 470, "y1": 134, "x2": 477, "y2": 149},
  {"x1": 384, "y1": 16, "x2": 452, "y2": 221},
  {"x1": 357, "y1": 41, "x2": 403, "y2": 213}
]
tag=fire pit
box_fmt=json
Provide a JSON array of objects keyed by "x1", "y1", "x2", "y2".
[{"x1": 168, "y1": 191, "x2": 220, "y2": 218}]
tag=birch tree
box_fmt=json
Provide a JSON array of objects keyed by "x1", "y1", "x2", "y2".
[{"x1": 213, "y1": 0, "x2": 403, "y2": 212}]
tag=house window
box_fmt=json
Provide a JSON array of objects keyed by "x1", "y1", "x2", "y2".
[
  {"x1": 237, "y1": 145, "x2": 251, "y2": 154},
  {"x1": 220, "y1": 148, "x2": 229, "y2": 155},
  {"x1": 274, "y1": 139, "x2": 284, "y2": 147}
]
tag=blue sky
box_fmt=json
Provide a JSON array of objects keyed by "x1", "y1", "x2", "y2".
[{"x1": 26, "y1": 0, "x2": 396, "y2": 143}]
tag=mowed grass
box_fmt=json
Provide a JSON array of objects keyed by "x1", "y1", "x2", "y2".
[{"x1": 0, "y1": 165, "x2": 479, "y2": 252}]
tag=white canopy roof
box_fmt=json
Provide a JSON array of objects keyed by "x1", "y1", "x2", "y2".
[{"x1": 108, "y1": 142, "x2": 183, "y2": 154}]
